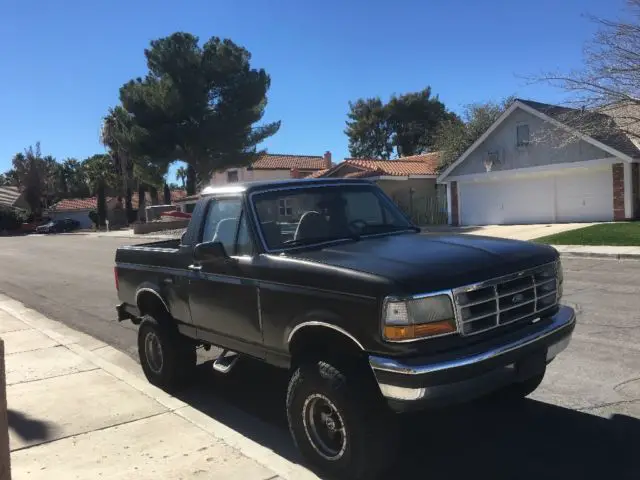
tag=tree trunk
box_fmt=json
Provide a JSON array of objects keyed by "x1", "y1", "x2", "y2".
[
  {"x1": 163, "y1": 184, "x2": 171, "y2": 204},
  {"x1": 97, "y1": 180, "x2": 107, "y2": 228},
  {"x1": 186, "y1": 165, "x2": 197, "y2": 195},
  {"x1": 125, "y1": 187, "x2": 133, "y2": 224},
  {"x1": 137, "y1": 185, "x2": 146, "y2": 222}
]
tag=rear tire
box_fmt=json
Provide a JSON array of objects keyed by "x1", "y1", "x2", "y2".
[
  {"x1": 286, "y1": 359, "x2": 397, "y2": 480},
  {"x1": 137, "y1": 314, "x2": 197, "y2": 393}
]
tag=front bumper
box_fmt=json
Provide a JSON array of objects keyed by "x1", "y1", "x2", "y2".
[{"x1": 369, "y1": 304, "x2": 576, "y2": 412}]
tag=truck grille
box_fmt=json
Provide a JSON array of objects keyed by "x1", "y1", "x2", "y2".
[{"x1": 453, "y1": 262, "x2": 559, "y2": 336}]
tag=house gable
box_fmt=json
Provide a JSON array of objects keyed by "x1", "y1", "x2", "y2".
[{"x1": 442, "y1": 105, "x2": 617, "y2": 180}]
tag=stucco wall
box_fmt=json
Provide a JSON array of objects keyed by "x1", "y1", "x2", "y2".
[
  {"x1": 448, "y1": 107, "x2": 611, "y2": 177},
  {"x1": 377, "y1": 178, "x2": 438, "y2": 206},
  {"x1": 50, "y1": 210, "x2": 93, "y2": 229}
]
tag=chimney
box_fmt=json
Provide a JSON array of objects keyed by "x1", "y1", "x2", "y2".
[{"x1": 323, "y1": 151, "x2": 332, "y2": 169}]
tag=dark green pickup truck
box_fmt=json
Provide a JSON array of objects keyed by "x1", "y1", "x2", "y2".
[{"x1": 114, "y1": 178, "x2": 575, "y2": 480}]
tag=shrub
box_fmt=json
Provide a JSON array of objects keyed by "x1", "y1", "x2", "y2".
[{"x1": 0, "y1": 206, "x2": 25, "y2": 231}]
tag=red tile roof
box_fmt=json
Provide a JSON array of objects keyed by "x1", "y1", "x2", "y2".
[
  {"x1": 252, "y1": 154, "x2": 328, "y2": 170},
  {"x1": 333, "y1": 152, "x2": 442, "y2": 177},
  {"x1": 53, "y1": 197, "x2": 98, "y2": 211},
  {"x1": 51, "y1": 189, "x2": 188, "y2": 211},
  {"x1": 306, "y1": 168, "x2": 330, "y2": 178}
]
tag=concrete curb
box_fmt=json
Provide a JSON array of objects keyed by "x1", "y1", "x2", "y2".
[
  {"x1": 559, "y1": 251, "x2": 640, "y2": 260},
  {"x1": 0, "y1": 297, "x2": 317, "y2": 480}
]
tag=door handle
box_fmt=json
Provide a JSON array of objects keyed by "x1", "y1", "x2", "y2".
[
  {"x1": 188, "y1": 264, "x2": 202, "y2": 271},
  {"x1": 163, "y1": 278, "x2": 174, "y2": 285}
]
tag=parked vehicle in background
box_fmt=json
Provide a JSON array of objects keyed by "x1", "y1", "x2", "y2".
[
  {"x1": 114, "y1": 178, "x2": 575, "y2": 480},
  {"x1": 35, "y1": 218, "x2": 81, "y2": 234}
]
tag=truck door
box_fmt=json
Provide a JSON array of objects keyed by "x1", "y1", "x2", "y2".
[{"x1": 187, "y1": 195, "x2": 264, "y2": 358}]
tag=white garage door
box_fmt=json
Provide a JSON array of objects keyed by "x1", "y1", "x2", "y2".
[
  {"x1": 458, "y1": 167, "x2": 613, "y2": 225},
  {"x1": 460, "y1": 176, "x2": 555, "y2": 225},
  {"x1": 556, "y1": 168, "x2": 613, "y2": 222}
]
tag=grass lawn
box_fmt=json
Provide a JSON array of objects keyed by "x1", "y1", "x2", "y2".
[{"x1": 535, "y1": 222, "x2": 640, "y2": 246}]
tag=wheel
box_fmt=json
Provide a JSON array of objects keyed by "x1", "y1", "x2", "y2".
[
  {"x1": 492, "y1": 369, "x2": 546, "y2": 402},
  {"x1": 286, "y1": 359, "x2": 397, "y2": 480},
  {"x1": 137, "y1": 315, "x2": 197, "y2": 393}
]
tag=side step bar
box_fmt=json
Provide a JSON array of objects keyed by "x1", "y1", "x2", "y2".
[{"x1": 213, "y1": 349, "x2": 239, "y2": 374}]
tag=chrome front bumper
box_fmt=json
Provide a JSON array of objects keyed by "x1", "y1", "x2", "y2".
[{"x1": 369, "y1": 305, "x2": 576, "y2": 409}]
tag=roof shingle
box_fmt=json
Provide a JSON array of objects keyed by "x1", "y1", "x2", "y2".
[
  {"x1": 252, "y1": 154, "x2": 328, "y2": 170},
  {"x1": 517, "y1": 98, "x2": 640, "y2": 158},
  {"x1": 338, "y1": 152, "x2": 441, "y2": 177},
  {"x1": 0, "y1": 186, "x2": 21, "y2": 208}
]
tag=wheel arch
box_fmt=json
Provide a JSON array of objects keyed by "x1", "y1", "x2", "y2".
[
  {"x1": 135, "y1": 284, "x2": 171, "y2": 322},
  {"x1": 287, "y1": 322, "x2": 366, "y2": 368}
]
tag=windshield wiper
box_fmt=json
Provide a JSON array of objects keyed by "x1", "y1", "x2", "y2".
[
  {"x1": 282, "y1": 234, "x2": 360, "y2": 247},
  {"x1": 361, "y1": 224, "x2": 420, "y2": 234}
]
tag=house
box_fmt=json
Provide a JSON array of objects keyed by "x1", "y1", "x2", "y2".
[
  {"x1": 48, "y1": 190, "x2": 187, "y2": 228},
  {"x1": 175, "y1": 152, "x2": 333, "y2": 213},
  {"x1": 210, "y1": 152, "x2": 333, "y2": 185},
  {"x1": 0, "y1": 186, "x2": 29, "y2": 210},
  {"x1": 313, "y1": 153, "x2": 446, "y2": 224},
  {"x1": 437, "y1": 99, "x2": 640, "y2": 226}
]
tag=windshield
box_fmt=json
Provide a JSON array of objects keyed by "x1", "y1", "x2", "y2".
[{"x1": 252, "y1": 184, "x2": 413, "y2": 250}]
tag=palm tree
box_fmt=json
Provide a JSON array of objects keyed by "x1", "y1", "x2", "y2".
[
  {"x1": 176, "y1": 166, "x2": 187, "y2": 189},
  {"x1": 101, "y1": 107, "x2": 134, "y2": 221}
]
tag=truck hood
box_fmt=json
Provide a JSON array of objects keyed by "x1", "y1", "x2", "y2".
[{"x1": 287, "y1": 232, "x2": 558, "y2": 293}]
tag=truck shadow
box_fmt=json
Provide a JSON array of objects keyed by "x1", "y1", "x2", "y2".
[{"x1": 178, "y1": 359, "x2": 640, "y2": 480}]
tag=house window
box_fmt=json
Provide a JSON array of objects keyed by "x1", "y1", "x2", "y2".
[
  {"x1": 516, "y1": 124, "x2": 530, "y2": 147},
  {"x1": 279, "y1": 198, "x2": 293, "y2": 216},
  {"x1": 227, "y1": 170, "x2": 239, "y2": 183}
]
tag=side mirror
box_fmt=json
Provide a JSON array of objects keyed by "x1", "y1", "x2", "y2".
[{"x1": 193, "y1": 241, "x2": 228, "y2": 262}]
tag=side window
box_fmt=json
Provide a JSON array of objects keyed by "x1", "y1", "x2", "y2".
[
  {"x1": 345, "y1": 191, "x2": 384, "y2": 224},
  {"x1": 201, "y1": 197, "x2": 254, "y2": 256}
]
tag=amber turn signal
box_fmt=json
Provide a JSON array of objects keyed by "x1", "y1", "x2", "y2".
[{"x1": 383, "y1": 319, "x2": 456, "y2": 340}]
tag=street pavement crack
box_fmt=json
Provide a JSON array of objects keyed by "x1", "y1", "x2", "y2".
[
  {"x1": 578, "y1": 399, "x2": 640, "y2": 412},
  {"x1": 614, "y1": 376, "x2": 640, "y2": 392}
]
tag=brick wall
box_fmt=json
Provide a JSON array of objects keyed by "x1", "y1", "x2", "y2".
[
  {"x1": 450, "y1": 181, "x2": 459, "y2": 226},
  {"x1": 612, "y1": 163, "x2": 626, "y2": 221}
]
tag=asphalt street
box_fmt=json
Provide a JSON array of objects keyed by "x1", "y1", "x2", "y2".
[{"x1": 1, "y1": 234, "x2": 639, "y2": 479}]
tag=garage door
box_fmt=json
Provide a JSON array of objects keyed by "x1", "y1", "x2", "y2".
[
  {"x1": 458, "y1": 167, "x2": 613, "y2": 225},
  {"x1": 460, "y1": 176, "x2": 555, "y2": 225},
  {"x1": 556, "y1": 168, "x2": 613, "y2": 222}
]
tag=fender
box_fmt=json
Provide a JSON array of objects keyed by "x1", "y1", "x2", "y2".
[
  {"x1": 285, "y1": 310, "x2": 365, "y2": 352},
  {"x1": 135, "y1": 281, "x2": 170, "y2": 315}
]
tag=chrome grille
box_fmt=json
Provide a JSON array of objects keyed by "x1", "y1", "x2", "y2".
[{"x1": 453, "y1": 262, "x2": 559, "y2": 336}]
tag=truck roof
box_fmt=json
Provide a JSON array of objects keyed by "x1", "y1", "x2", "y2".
[{"x1": 200, "y1": 178, "x2": 373, "y2": 197}]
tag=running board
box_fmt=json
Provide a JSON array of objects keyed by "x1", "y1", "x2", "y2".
[{"x1": 213, "y1": 350, "x2": 239, "y2": 374}]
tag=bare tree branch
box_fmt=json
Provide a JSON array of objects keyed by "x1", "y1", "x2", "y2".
[{"x1": 524, "y1": 0, "x2": 640, "y2": 147}]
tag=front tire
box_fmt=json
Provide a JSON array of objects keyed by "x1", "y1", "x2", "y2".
[
  {"x1": 286, "y1": 359, "x2": 397, "y2": 480},
  {"x1": 137, "y1": 315, "x2": 197, "y2": 393}
]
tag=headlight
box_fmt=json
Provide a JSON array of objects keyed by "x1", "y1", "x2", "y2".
[{"x1": 382, "y1": 294, "x2": 457, "y2": 341}]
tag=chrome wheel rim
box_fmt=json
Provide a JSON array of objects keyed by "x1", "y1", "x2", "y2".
[
  {"x1": 144, "y1": 331, "x2": 164, "y2": 375},
  {"x1": 302, "y1": 394, "x2": 347, "y2": 461}
]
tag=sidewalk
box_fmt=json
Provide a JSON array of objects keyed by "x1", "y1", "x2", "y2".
[
  {"x1": 551, "y1": 245, "x2": 640, "y2": 260},
  {"x1": 0, "y1": 294, "x2": 318, "y2": 480}
]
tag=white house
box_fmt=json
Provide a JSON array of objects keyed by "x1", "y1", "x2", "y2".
[
  {"x1": 437, "y1": 99, "x2": 640, "y2": 226},
  {"x1": 174, "y1": 152, "x2": 333, "y2": 213},
  {"x1": 210, "y1": 152, "x2": 333, "y2": 185}
]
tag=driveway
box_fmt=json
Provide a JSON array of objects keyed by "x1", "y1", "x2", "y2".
[{"x1": 425, "y1": 223, "x2": 594, "y2": 241}]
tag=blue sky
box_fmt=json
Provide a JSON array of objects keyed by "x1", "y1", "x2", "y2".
[{"x1": 0, "y1": 0, "x2": 627, "y2": 184}]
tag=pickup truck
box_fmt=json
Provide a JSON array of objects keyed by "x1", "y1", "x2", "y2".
[{"x1": 114, "y1": 178, "x2": 575, "y2": 480}]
